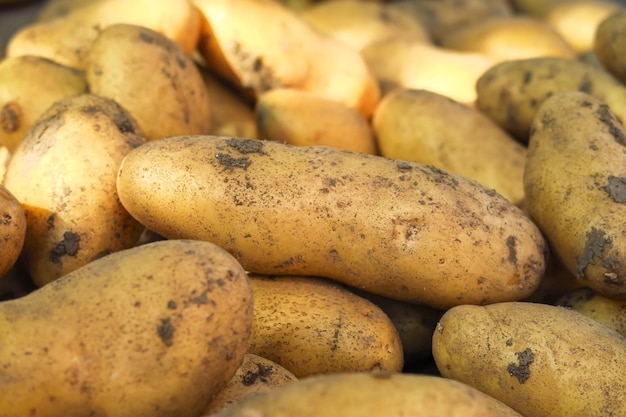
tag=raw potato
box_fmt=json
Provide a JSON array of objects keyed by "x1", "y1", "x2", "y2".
[
  {"x1": 256, "y1": 88, "x2": 377, "y2": 154},
  {"x1": 211, "y1": 372, "x2": 524, "y2": 417},
  {"x1": 524, "y1": 91, "x2": 626, "y2": 299},
  {"x1": 0, "y1": 184, "x2": 26, "y2": 278},
  {"x1": 116, "y1": 135, "x2": 548, "y2": 309},
  {"x1": 557, "y1": 286, "x2": 626, "y2": 337},
  {"x1": 3, "y1": 93, "x2": 146, "y2": 287},
  {"x1": 247, "y1": 274, "x2": 403, "y2": 377},
  {"x1": 372, "y1": 88, "x2": 527, "y2": 206},
  {"x1": 593, "y1": 9, "x2": 626, "y2": 84},
  {"x1": 87, "y1": 24, "x2": 211, "y2": 141},
  {"x1": 475, "y1": 56, "x2": 626, "y2": 141},
  {"x1": 0, "y1": 55, "x2": 87, "y2": 153},
  {"x1": 0, "y1": 239, "x2": 254, "y2": 417},
  {"x1": 193, "y1": 0, "x2": 380, "y2": 118},
  {"x1": 432, "y1": 301, "x2": 626, "y2": 417},
  {"x1": 36, "y1": 0, "x2": 95, "y2": 21},
  {"x1": 201, "y1": 353, "x2": 297, "y2": 415}
]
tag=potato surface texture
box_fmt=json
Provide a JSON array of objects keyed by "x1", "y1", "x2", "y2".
[
  {"x1": 0, "y1": 184, "x2": 26, "y2": 278},
  {"x1": 432, "y1": 301, "x2": 626, "y2": 417},
  {"x1": 116, "y1": 136, "x2": 547, "y2": 309},
  {"x1": 0, "y1": 239, "x2": 254, "y2": 417},
  {"x1": 524, "y1": 91, "x2": 626, "y2": 299},
  {"x1": 211, "y1": 371, "x2": 523, "y2": 417}
]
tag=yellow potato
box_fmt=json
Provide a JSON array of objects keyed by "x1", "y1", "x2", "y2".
[
  {"x1": 211, "y1": 372, "x2": 524, "y2": 417},
  {"x1": 0, "y1": 184, "x2": 26, "y2": 278},
  {"x1": 36, "y1": 0, "x2": 97, "y2": 22},
  {"x1": 256, "y1": 88, "x2": 377, "y2": 154},
  {"x1": 0, "y1": 239, "x2": 254, "y2": 417},
  {"x1": 86, "y1": 24, "x2": 211, "y2": 141},
  {"x1": 0, "y1": 55, "x2": 87, "y2": 153},
  {"x1": 593, "y1": 9, "x2": 626, "y2": 84},
  {"x1": 247, "y1": 274, "x2": 403, "y2": 377},
  {"x1": 193, "y1": 0, "x2": 380, "y2": 118},
  {"x1": 116, "y1": 135, "x2": 548, "y2": 309},
  {"x1": 557, "y1": 286, "x2": 626, "y2": 337},
  {"x1": 372, "y1": 88, "x2": 527, "y2": 206},
  {"x1": 525, "y1": 91, "x2": 626, "y2": 299},
  {"x1": 202, "y1": 353, "x2": 297, "y2": 415},
  {"x1": 432, "y1": 301, "x2": 626, "y2": 417},
  {"x1": 475, "y1": 56, "x2": 626, "y2": 142},
  {"x1": 3, "y1": 93, "x2": 146, "y2": 287}
]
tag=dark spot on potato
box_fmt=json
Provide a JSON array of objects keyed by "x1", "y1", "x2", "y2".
[
  {"x1": 231, "y1": 42, "x2": 282, "y2": 92},
  {"x1": 603, "y1": 176, "x2": 626, "y2": 202},
  {"x1": 226, "y1": 137, "x2": 265, "y2": 154},
  {"x1": 113, "y1": 112, "x2": 135, "y2": 134},
  {"x1": 167, "y1": 300, "x2": 177, "y2": 309},
  {"x1": 596, "y1": 104, "x2": 626, "y2": 146},
  {"x1": 139, "y1": 31, "x2": 154, "y2": 43},
  {"x1": 1, "y1": 102, "x2": 21, "y2": 132},
  {"x1": 576, "y1": 227, "x2": 609, "y2": 278},
  {"x1": 241, "y1": 363, "x2": 274, "y2": 386},
  {"x1": 578, "y1": 75, "x2": 593, "y2": 93},
  {"x1": 522, "y1": 71, "x2": 532, "y2": 85},
  {"x1": 507, "y1": 347, "x2": 534, "y2": 383},
  {"x1": 216, "y1": 153, "x2": 251, "y2": 170},
  {"x1": 157, "y1": 317, "x2": 175, "y2": 347},
  {"x1": 506, "y1": 236, "x2": 518, "y2": 265},
  {"x1": 580, "y1": 100, "x2": 593, "y2": 107},
  {"x1": 506, "y1": 338, "x2": 513, "y2": 346},
  {"x1": 274, "y1": 257, "x2": 294, "y2": 268},
  {"x1": 396, "y1": 161, "x2": 412, "y2": 171},
  {"x1": 49, "y1": 231, "x2": 81, "y2": 265},
  {"x1": 191, "y1": 290, "x2": 210, "y2": 305},
  {"x1": 1, "y1": 212, "x2": 11, "y2": 225},
  {"x1": 176, "y1": 55, "x2": 186, "y2": 69}
]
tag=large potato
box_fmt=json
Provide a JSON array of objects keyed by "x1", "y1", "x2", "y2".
[
  {"x1": 116, "y1": 135, "x2": 547, "y2": 309},
  {"x1": 594, "y1": 9, "x2": 626, "y2": 84},
  {"x1": 432, "y1": 301, "x2": 626, "y2": 417},
  {"x1": 211, "y1": 372, "x2": 523, "y2": 417},
  {"x1": 0, "y1": 239, "x2": 254, "y2": 417},
  {"x1": 524, "y1": 91, "x2": 626, "y2": 299},
  {"x1": 3, "y1": 93, "x2": 146, "y2": 286},
  {"x1": 0, "y1": 184, "x2": 26, "y2": 278}
]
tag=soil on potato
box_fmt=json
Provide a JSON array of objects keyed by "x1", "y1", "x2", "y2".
[{"x1": 507, "y1": 347, "x2": 534, "y2": 384}]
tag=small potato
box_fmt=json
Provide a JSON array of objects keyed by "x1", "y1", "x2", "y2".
[
  {"x1": 593, "y1": 9, "x2": 626, "y2": 84},
  {"x1": 0, "y1": 184, "x2": 26, "y2": 278},
  {"x1": 524, "y1": 91, "x2": 626, "y2": 299},
  {"x1": 248, "y1": 274, "x2": 403, "y2": 377},
  {"x1": 256, "y1": 88, "x2": 377, "y2": 154},
  {"x1": 116, "y1": 136, "x2": 547, "y2": 309},
  {"x1": 372, "y1": 88, "x2": 527, "y2": 206},
  {"x1": 0, "y1": 55, "x2": 87, "y2": 153},
  {"x1": 557, "y1": 286, "x2": 626, "y2": 337},
  {"x1": 432, "y1": 301, "x2": 626, "y2": 417},
  {"x1": 211, "y1": 372, "x2": 524, "y2": 417},
  {"x1": 0, "y1": 239, "x2": 254, "y2": 417},
  {"x1": 202, "y1": 353, "x2": 297, "y2": 415},
  {"x1": 3, "y1": 93, "x2": 146, "y2": 286},
  {"x1": 87, "y1": 24, "x2": 211, "y2": 141}
]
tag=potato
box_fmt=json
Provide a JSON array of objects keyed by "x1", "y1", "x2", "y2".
[
  {"x1": 372, "y1": 88, "x2": 527, "y2": 206},
  {"x1": 432, "y1": 301, "x2": 626, "y2": 417},
  {"x1": 86, "y1": 23, "x2": 211, "y2": 141},
  {"x1": 256, "y1": 88, "x2": 377, "y2": 154},
  {"x1": 247, "y1": 274, "x2": 403, "y2": 377},
  {"x1": 202, "y1": 353, "x2": 297, "y2": 415},
  {"x1": 557, "y1": 286, "x2": 626, "y2": 336},
  {"x1": 193, "y1": 0, "x2": 380, "y2": 117},
  {"x1": 0, "y1": 184, "x2": 26, "y2": 278},
  {"x1": 0, "y1": 239, "x2": 254, "y2": 417},
  {"x1": 116, "y1": 135, "x2": 547, "y2": 309},
  {"x1": 524, "y1": 91, "x2": 626, "y2": 299},
  {"x1": 3, "y1": 93, "x2": 146, "y2": 287},
  {"x1": 6, "y1": 0, "x2": 201, "y2": 70},
  {"x1": 593, "y1": 9, "x2": 626, "y2": 84},
  {"x1": 211, "y1": 372, "x2": 524, "y2": 417},
  {"x1": 0, "y1": 55, "x2": 87, "y2": 153},
  {"x1": 439, "y1": 16, "x2": 576, "y2": 62},
  {"x1": 36, "y1": 0, "x2": 98, "y2": 22},
  {"x1": 475, "y1": 56, "x2": 626, "y2": 142}
]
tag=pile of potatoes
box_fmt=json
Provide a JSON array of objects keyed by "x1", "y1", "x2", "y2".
[{"x1": 1, "y1": 0, "x2": 626, "y2": 416}]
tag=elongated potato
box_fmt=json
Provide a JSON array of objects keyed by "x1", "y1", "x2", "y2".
[
  {"x1": 557, "y1": 286, "x2": 626, "y2": 337},
  {"x1": 211, "y1": 372, "x2": 524, "y2": 417},
  {"x1": 0, "y1": 184, "x2": 26, "y2": 278},
  {"x1": 3, "y1": 93, "x2": 146, "y2": 286},
  {"x1": 432, "y1": 301, "x2": 626, "y2": 417},
  {"x1": 247, "y1": 274, "x2": 403, "y2": 377},
  {"x1": 0, "y1": 239, "x2": 254, "y2": 417},
  {"x1": 476, "y1": 56, "x2": 626, "y2": 141},
  {"x1": 524, "y1": 91, "x2": 626, "y2": 299},
  {"x1": 117, "y1": 135, "x2": 547, "y2": 309},
  {"x1": 594, "y1": 9, "x2": 626, "y2": 84}
]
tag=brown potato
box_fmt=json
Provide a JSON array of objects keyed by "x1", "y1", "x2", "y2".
[
  {"x1": 116, "y1": 135, "x2": 548, "y2": 309},
  {"x1": 0, "y1": 239, "x2": 254, "y2": 417},
  {"x1": 557, "y1": 286, "x2": 626, "y2": 336},
  {"x1": 0, "y1": 184, "x2": 26, "y2": 278},
  {"x1": 3, "y1": 93, "x2": 146, "y2": 286}
]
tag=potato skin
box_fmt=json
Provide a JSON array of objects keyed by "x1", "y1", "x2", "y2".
[
  {"x1": 211, "y1": 372, "x2": 523, "y2": 417},
  {"x1": 432, "y1": 301, "x2": 626, "y2": 417},
  {"x1": 3, "y1": 93, "x2": 146, "y2": 286},
  {"x1": 117, "y1": 136, "x2": 547, "y2": 309},
  {"x1": 594, "y1": 9, "x2": 626, "y2": 84},
  {"x1": 524, "y1": 91, "x2": 626, "y2": 299},
  {"x1": 557, "y1": 286, "x2": 626, "y2": 337},
  {"x1": 0, "y1": 184, "x2": 26, "y2": 278},
  {"x1": 0, "y1": 239, "x2": 254, "y2": 417}
]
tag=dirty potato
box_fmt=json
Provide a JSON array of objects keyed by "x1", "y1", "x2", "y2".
[
  {"x1": 0, "y1": 184, "x2": 26, "y2": 278},
  {"x1": 557, "y1": 286, "x2": 626, "y2": 337}
]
